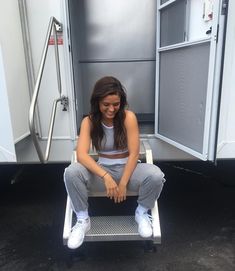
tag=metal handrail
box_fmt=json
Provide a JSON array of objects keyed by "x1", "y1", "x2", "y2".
[{"x1": 29, "y1": 17, "x2": 63, "y2": 163}]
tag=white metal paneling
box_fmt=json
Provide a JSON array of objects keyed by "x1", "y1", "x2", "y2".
[
  {"x1": 155, "y1": 0, "x2": 223, "y2": 161},
  {"x1": 0, "y1": 0, "x2": 30, "y2": 143},
  {"x1": 0, "y1": 46, "x2": 16, "y2": 162},
  {"x1": 217, "y1": 0, "x2": 235, "y2": 159}
]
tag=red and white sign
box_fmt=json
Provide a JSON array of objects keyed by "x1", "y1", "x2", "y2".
[{"x1": 48, "y1": 34, "x2": 63, "y2": 45}]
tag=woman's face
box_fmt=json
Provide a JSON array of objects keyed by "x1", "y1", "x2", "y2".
[{"x1": 99, "y1": 94, "x2": 121, "y2": 123}]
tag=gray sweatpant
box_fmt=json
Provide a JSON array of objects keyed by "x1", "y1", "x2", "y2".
[{"x1": 64, "y1": 162, "x2": 165, "y2": 212}]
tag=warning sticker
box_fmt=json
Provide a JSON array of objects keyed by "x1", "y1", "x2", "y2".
[{"x1": 48, "y1": 34, "x2": 63, "y2": 45}]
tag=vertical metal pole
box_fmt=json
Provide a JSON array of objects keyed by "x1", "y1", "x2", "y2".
[{"x1": 53, "y1": 23, "x2": 62, "y2": 97}]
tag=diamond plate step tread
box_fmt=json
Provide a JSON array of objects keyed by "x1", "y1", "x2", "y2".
[{"x1": 79, "y1": 215, "x2": 161, "y2": 242}]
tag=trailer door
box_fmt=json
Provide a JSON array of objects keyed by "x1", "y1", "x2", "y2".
[{"x1": 155, "y1": 0, "x2": 225, "y2": 160}]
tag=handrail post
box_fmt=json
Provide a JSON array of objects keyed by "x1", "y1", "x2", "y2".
[
  {"x1": 45, "y1": 97, "x2": 63, "y2": 160},
  {"x1": 53, "y1": 22, "x2": 62, "y2": 97},
  {"x1": 29, "y1": 17, "x2": 66, "y2": 163}
]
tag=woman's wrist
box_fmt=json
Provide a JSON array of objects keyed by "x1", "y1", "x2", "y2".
[
  {"x1": 101, "y1": 171, "x2": 108, "y2": 179},
  {"x1": 119, "y1": 180, "x2": 127, "y2": 187}
]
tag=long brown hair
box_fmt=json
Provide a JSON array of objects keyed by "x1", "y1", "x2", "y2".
[{"x1": 89, "y1": 76, "x2": 128, "y2": 151}]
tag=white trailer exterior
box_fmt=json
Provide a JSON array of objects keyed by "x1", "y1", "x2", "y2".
[{"x1": 0, "y1": 0, "x2": 234, "y2": 164}]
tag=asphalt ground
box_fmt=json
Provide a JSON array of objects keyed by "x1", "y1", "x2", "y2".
[{"x1": 0, "y1": 161, "x2": 234, "y2": 271}]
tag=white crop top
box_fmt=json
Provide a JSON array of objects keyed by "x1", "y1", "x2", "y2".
[{"x1": 97, "y1": 123, "x2": 128, "y2": 165}]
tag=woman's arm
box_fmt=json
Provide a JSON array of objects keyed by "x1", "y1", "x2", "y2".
[
  {"x1": 76, "y1": 117, "x2": 106, "y2": 177},
  {"x1": 77, "y1": 117, "x2": 118, "y2": 198},
  {"x1": 116, "y1": 110, "x2": 140, "y2": 202}
]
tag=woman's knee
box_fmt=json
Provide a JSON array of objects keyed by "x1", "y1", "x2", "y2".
[
  {"x1": 64, "y1": 162, "x2": 86, "y2": 185},
  {"x1": 146, "y1": 165, "x2": 165, "y2": 188}
]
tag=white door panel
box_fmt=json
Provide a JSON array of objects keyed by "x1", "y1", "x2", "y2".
[{"x1": 155, "y1": 0, "x2": 224, "y2": 161}]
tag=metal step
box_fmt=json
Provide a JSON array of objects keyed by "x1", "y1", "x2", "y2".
[
  {"x1": 63, "y1": 197, "x2": 161, "y2": 245},
  {"x1": 84, "y1": 215, "x2": 160, "y2": 242}
]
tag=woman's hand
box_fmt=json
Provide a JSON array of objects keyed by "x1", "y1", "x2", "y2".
[
  {"x1": 114, "y1": 183, "x2": 127, "y2": 203},
  {"x1": 103, "y1": 174, "x2": 119, "y2": 199}
]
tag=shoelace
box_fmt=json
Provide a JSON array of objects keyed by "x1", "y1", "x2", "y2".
[{"x1": 145, "y1": 213, "x2": 153, "y2": 224}]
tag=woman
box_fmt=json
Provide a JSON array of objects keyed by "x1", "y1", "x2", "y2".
[{"x1": 64, "y1": 76, "x2": 165, "y2": 249}]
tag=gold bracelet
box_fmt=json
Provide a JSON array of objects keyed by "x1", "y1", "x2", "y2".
[{"x1": 101, "y1": 171, "x2": 108, "y2": 178}]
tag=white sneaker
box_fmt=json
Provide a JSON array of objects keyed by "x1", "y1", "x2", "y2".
[
  {"x1": 135, "y1": 211, "x2": 153, "y2": 238},
  {"x1": 67, "y1": 217, "x2": 91, "y2": 249}
]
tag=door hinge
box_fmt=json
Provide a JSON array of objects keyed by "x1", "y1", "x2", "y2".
[
  {"x1": 221, "y1": 0, "x2": 228, "y2": 15},
  {"x1": 60, "y1": 96, "x2": 69, "y2": 111},
  {"x1": 67, "y1": 27, "x2": 70, "y2": 40},
  {"x1": 55, "y1": 22, "x2": 63, "y2": 33},
  {"x1": 215, "y1": 24, "x2": 219, "y2": 43},
  {"x1": 75, "y1": 99, "x2": 78, "y2": 112}
]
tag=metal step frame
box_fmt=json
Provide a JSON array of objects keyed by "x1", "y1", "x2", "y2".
[{"x1": 63, "y1": 139, "x2": 161, "y2": 245}]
